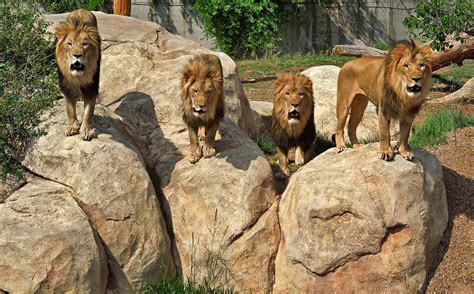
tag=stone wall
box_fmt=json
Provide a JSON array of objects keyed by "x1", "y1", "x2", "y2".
[{"x1": 132, "y1": 0, "x2": 418, "y2": 53}]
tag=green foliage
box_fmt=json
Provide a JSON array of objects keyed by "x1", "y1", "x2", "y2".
[
  {"x1": 410, "y1": 110, "x2": 474, "y2": 150},
  {"x1": 37, "y1": 0, "x2": 105, "y2": 13},
  {"x1": 0, "y1": 0, "x2": 60, "y2": 179},
  {"x1": 403, "y1": 0, "x2": 474, "y2": 50},
  {"x1": 143, "y1": 276, "x2": 232, "y2": 294},
  {"x1": 374, "y1": 42, "x2": 389, "y2": 51},
  {"x1": 192, "y1": 0, "x2": 298, "y2": 59},
  {"x1": 257, "y1": 136, "x2": 275, "y2": 154}
]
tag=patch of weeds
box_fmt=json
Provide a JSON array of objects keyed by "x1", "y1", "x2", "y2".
[
  {"x1": 314, "y1": 133, "x2": 335, "y2": 156},
  {"x1": 375, "y1": 42, "x2": 389, "y2": 50},
  {"x1": 257, "y1": 137, "x2": 275, "y2": 154},
  {"x1": 410, "y1": 110, "x2": 474, "y2": 150}
]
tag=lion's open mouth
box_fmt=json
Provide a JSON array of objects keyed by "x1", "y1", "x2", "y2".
[
  {"x1": 288, "y1": 110, "x2": 300, "y2": 121},
  {"x1": 193, "y1": 107, "x2": 206, "y2": 115},
  {"x1": 70, "y1": 61, "x2": 85, "y2": 72},
  {"x1": 407, "y1": 85, "x2": 421, "y2": 93}
]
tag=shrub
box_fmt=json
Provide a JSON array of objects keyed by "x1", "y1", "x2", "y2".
[
  {"x1": 257, "y1": 136, "x2": 275, "y2": 154},
  {"x1": 37, "y1": 0, "x2": 105, "y2": 13},
  {"x1": 410, "y1": 110, "x2": 474, "y2": 150},
  {"x1": 0, "y1": 0, "x2": 60, "y2": 179},
  {"x1": 192, "y1": 1, "x2": 298, "y2": 59},
  {"x1": 403, "y1": 0, "x2": 474, "y2": 50}
]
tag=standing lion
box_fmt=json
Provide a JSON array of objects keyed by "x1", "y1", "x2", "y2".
[
  {"x1": 272, "y1": 73, "x2": 316, "y2": 179},
  {"x1": 335, "y1": 39, "x2": 432, "y2": 161},
  {"x1": 181, "y1": 54, "x2": 224, "y2": 164},
  {"x1": 54, "y1": 9, "x2": 101, "y2": 141}
]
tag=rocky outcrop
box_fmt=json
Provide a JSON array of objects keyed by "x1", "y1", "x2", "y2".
[
  {"x1": 250, "y1": 100, "x2": 273, "y2": 140},
  {"x1": 19, "y1": 102, "x2": 175, "y2": 292},
  {"x1": 274, "y1": 143, "x2": 448, "y2": 293},
  {"x1": 302, "y1": 65, "x2": 398, "y2": 141},
  {"x1": 0, "y1": 177, "x2": 108, "y2": 293}
]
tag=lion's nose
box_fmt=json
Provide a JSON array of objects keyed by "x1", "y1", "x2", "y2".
[
  {"x1": 73, "y1": 54, "x2": 82, "y2": 58},
  {"x1": 291, "y1": 103, "x2": 299, "y2": 107},
  {"x1": 412, "y1": 77, "x2": 421, "y2": 83}
]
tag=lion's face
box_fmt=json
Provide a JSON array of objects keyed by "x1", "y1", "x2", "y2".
[
  {"x1": 55, "y1": 22, "x2": 100, "y2": 83},
  {"x1": 274, "y1": 73, "x2": 314, "y2": 127},
  {"x1": 396, "y1": 53, "x2": 431, "y2": 98},
  {"x1": 187, "y1": 79, "x2": 217, "y2": 117},
  {"x1": 386, "y1": 40, "x2": 432, "y2": 100}
]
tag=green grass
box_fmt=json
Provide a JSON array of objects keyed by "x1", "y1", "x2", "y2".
[
  {"x1": 143, "y1": 276, "x2": 232, "y2": 294},
  {"x1": 257, "y1": 136, "x2": 275, "y2": 154},
  {"x1": 410, "y1": 110, "x2": 474, "y2": 150},
  {"x1": 236, "y1": 54, "x2": 353, "y2": 80},
  {"x1": 432, "y1": 60, "x2": 474, "y2": 93}
]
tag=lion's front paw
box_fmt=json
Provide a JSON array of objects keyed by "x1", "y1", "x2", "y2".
[
  {"x1": 81, "y1": 127, "x2": 96, "y2": 141},
  {"x1": 400, "y1": 149, "x2": 414, "y2": 161},
  {"x1": 65, "y1": 127, "x2": 80, "y2": 136},
  {"x1": 202, "y1": 144, "x2": 216, "y2": 158},
  {"x1": 379, "y1": 146, "x2": 394, "y2": 161},
  {"x1": 189, "y1": 147, "x2": 203, "y2": 164},
  {"x1": 336, "y1": 145, "x2": 346, "y2": 154}
]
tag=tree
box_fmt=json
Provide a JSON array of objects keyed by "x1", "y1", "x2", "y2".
[{"x1": 403, "y1": 0, "x2": 473, "y2": 50}]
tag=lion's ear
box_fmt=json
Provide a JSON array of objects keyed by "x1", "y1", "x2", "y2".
[
  {"x1": 420, "y1": 44, "x2": 433, "y2": 58},
  {"x1": 275, "y1": 74, "x2": 289, "y2": 93},
  {"x1": 54, "y1": 22, "x2": 70, "y2": 41}
]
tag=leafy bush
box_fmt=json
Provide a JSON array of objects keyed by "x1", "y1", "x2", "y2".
[
  {"x1": 192, "y1": 0, "x2": 297, "y2": 59},
  {"x1": 410, "y1": 110, "x2": 474, "y2": 150},
  {"x1": 37, "y1": 0, "x2": 105, "y2": 13},
  {"x1": 257, "y1": 136, "x2": 275, "y2": 154},
  {"x1": 403, "y1": 0, "x2": 474, "y2": 50},
  {"x1": 0, "y1": 0, "x2": 60, "y2": 178}
]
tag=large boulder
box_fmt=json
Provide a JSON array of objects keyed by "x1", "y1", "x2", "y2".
[
  {"x1": 274, "y1": 143, "x2": 448, "y2": 292},
  {"x1": 44, "y1": 12, "x2": 278, "y2": 292},
  {"x1": 0, "y1": 177, "x2": 108, "y2": 293},
  {"x1": 250, "y1": 100, "x2": 273, "y2": 140},
  {"x1": 302, "y1": 65, "x2": 397, "y2": 141},
  {"x1": 20, "y1": 102, "x2": 175, "y2": 292}
]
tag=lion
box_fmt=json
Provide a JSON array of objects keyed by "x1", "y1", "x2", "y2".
[
  {"x1": 335, "y1": 39, "x2": 432, "y2": 161},
  {"x1": 271, "y1": 73, "x2": 316, "y2": 179},
  {"x1": 181, "y1": 54, "x2": 224, "y2": 164},
  {"x1": 54, "y1": 9, "x2": 101, "y2": 141}
]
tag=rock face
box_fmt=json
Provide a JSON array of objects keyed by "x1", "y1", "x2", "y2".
[
  {"x1": 20, "y1": 102, "x2": 175, "y2": 292},
  {"x1": 274, "y1": 143, "x2": 448, "y2": 293},
  {"x1": 302, "y1": 65, "x2": 397, "y2": 141},
  {"x1": 0, "y1": 177, "x2": 108, "y2": 293},
  {"x1": 250, "y1": 101, "x2": 273, "y2": 140}
]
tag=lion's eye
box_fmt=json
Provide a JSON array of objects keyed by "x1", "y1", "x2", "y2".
[
  {"x1": 285, "y1": 92, "x2": 290, "y2": 96},
  {"x1": 67, "y1": 42, "x2": 72, "y2": 47},
  {"x1": 419, "y1": 64, "x2": 425, "y2": 69},
  {"x1": 299, "y1": 93, "x2": 304, "y2": 97},
  {"x1": 403, "y1": 64, "x2": 409, "y2": 70},
  {"x1": 82, "y1": 42, "x2": 89, "y2": 48}
]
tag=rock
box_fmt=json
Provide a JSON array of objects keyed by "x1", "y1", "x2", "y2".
[
  {"x1": 114, "y1": 92, "x2": 279, "y2": 291},
  {"x1": 0, "y1": 177, "x2": 108, "y2": 293},
  {"x1": 301, "y1": 65, "x2": 397, "y2": 141},
  {"x1": 250, "y1": 101, "x2": 273, "y2": 140},
  {"x1": 44, "y1": 12, "x2": 257, "y2": 138},
  {"x1": 21, "y1": 101, "x2": 175, "y2": 292},
  {"x1": 274, "y1": 143, "x2": 448, "y2": 292}
]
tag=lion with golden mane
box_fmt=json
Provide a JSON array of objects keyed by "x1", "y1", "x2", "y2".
[
  {"x1": 181, "y1": 54, "x2": 224, "y2": 163},
  {"x1": 272, "y1": 73, "x2": 316, "y2": 179},
  {"x1": 335, "y1": 39, "x2": 432, "y2": 161},
  {"x1": 54, "y1": 9, "x2": 101, "y2": 141}
]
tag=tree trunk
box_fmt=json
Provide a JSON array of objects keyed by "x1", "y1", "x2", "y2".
[
  {"x1": 113, "y1": 0, "x2": 131, "y2": 16},
  {"x1": 332, "y1": 38, "x2": 474, "y2": 72},
  {"x1": 429, "y1": 78, "x2": 474, "y2": 104}
]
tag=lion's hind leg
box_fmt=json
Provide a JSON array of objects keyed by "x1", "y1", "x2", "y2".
[
  {"x1": 347, "y1": 94, "x2": 369, "y2": 149},
  {"x1": 336, "y1": 84, "x2": 359, "y2": 153}
]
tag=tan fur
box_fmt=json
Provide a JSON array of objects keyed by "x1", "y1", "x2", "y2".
[
  {"x1": 335, "y1": 39, "x2": 432, "y2": 161},
  {"x1": 54, "y1": 9, "x2": 101, "y2": 140},
  {"x1": 272, "y1": 73, "x2": 316, "y2": 179},
  {"x1": 181, "y1": 54, "x2": 224, "y2": 163}
]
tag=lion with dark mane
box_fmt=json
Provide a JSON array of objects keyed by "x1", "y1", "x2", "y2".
[
  {"x1": 335, "y1": 39, "x2": 432, "y2": 160},
  {"x1": 54, "y1": 9, "x2": 101, "y2": 141},
  {"x1": 272, "y1": 73, "x2": 316, "y2": 179},
  {"x1": 181, "y1": 54, "x2": 224, "y2": 163}
]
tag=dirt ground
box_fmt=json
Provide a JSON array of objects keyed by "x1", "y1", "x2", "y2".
[{"x1": 242, "y1": 75, "x2": 474, "y2": 292}]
